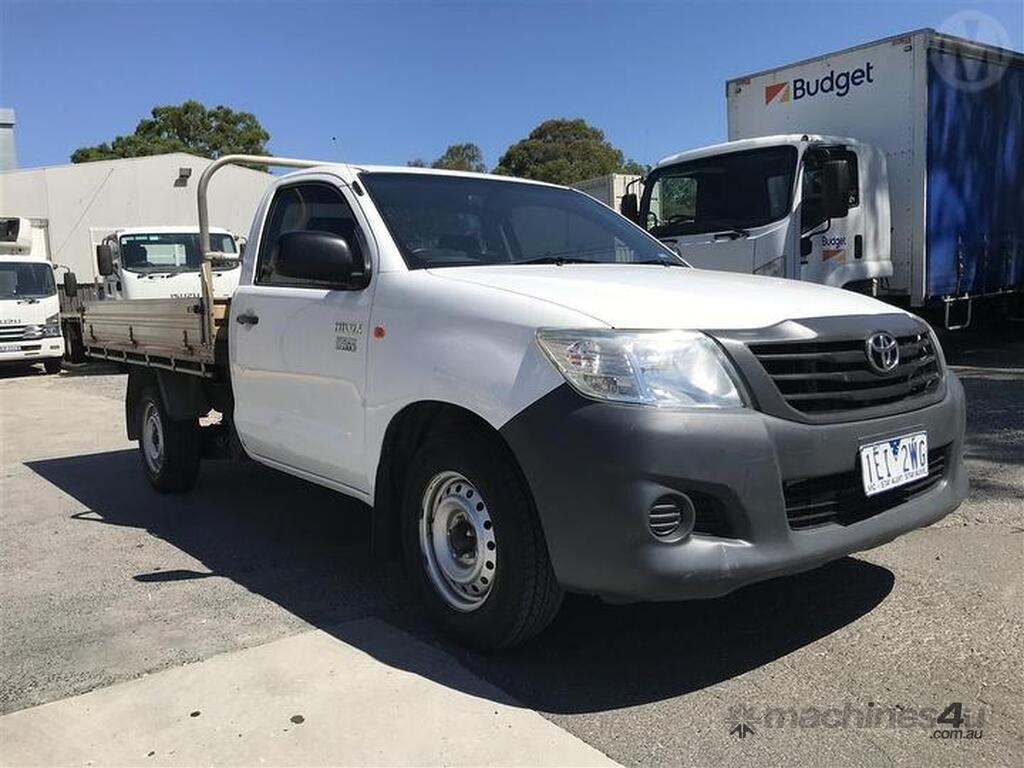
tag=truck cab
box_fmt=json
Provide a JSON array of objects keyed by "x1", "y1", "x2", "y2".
[
  {"x1": 96, "y1": 226, "x2": 243, "y2": 300},
  {"x1": 628, "y1": 135, "x2": 893, "y2": 292},
  {"x1": 0, "y1": 217, "x2": 65, "y2": 373}
]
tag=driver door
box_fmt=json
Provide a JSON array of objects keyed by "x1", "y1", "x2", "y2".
[{"x1": 230, "y1": 177, "x2": 376, "y2": 493}]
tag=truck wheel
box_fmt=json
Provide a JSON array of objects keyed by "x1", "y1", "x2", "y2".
[
  {"x1": 401, "y1": 431, "x2": 563, "y2": 649},
  {"x1": 137, "y1": 386, "x2": 200, "y2": 493},
  {"x1": 43, "y1": 359, "x2": 62, "y2": 375}
]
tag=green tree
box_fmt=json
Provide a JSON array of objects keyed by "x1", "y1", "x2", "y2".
[
  {"x1": 494, "y1": 118, "x2": 643, "y2": 184},
  {"x1": 431, "y1": 143, "x2": 486, "y2": 172},
  {"x1": 71, "y1": 100, "x2": 270, "y2": 163}
]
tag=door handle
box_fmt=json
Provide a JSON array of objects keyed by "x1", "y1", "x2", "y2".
[{"x1": 236, "y1": 312, "x2": 259, "y2": 326}]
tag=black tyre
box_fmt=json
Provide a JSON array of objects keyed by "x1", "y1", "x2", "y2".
[
  {"x1": 63, "y1": 324, "x2": 87, "y2": 363},
  {"x1": 43, "y1": 359, "x2": 62, "y2": 375},
  {"x1": 137, "y1": 386, "x2": 201, "y2": 493},
  {"x1": 401, "y1": 430, "x2": 563, "y2": 649}
]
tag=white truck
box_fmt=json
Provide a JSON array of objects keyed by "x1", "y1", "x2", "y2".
[
  {"x1": 621, "y1": 29, "x2": 1023, "y2": 328},
  {"x1": 0, "y1": 217, "x2": 65, "y2": 373},
  {"x1": 59, "y1": 226, "x2": 243, "y2": 363},
  {"x1": 75, "y1": 155, "x2": 967, "y2": 648},
  {"x1": 93, "y1": 226, "x2": 243, "y2": 300}
]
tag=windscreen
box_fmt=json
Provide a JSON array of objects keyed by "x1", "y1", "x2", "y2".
[
  {"x1": 359, "y1": 173, "x2": 681, "y2": 269},
  {"x1": 0, "y1": 262, "x2": 56, "y2": 300},
  {"x1": 642, "y1": 146, "x2": 798, "y2": 237},
  {"x1": 117, "y1": 232, "x2": 238, "y2": 273}
]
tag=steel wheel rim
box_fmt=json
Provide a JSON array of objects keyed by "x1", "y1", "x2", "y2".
[
  {"x1": 419, "y1": 470, "x2": 497, "y2": 613},
  {"x1": 142, "y1": 402, "x2": 164, "y2": 474}
]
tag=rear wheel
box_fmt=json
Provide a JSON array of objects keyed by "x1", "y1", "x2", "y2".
[
  {"x1": 401, "y1": 431, "x2": 562, "y2": 649},
  {"x1": 43, "y1": 359, "x2": 62, "y2": 375},
  {"x1": 137, "y1": 386, "x2": 201, "y2": 493}
]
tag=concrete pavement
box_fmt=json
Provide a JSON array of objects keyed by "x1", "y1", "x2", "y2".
[{"x1": 0, "y1": 621, "x2": 614, "y2": 767}]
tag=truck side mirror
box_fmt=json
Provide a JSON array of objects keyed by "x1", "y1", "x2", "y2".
[
  {"x1": 96, "y1": 244, "x2": 115, "y2": 277},
  {"x1": 821, "y1": 160, "x2": 851, "y2": 220},
  {"x1": 620, "y1": 192, "x2": 640, "y2": 224},
  {"x1": 63, "y1": 271, "x2": 78, "y2": 298},
  {"x1": 274, "y1": 230, "x2": 361, "y2": 287}
]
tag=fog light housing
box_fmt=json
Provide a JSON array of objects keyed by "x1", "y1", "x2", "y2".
[{"x1": 648, "y1": 494, "x2": 696, "y2": 539}]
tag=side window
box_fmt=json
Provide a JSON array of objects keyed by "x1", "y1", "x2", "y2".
[
  {"x1": 256, "y1": 182, "x2": 367, "y2": 287},
  {"x1": 801, "y1": 148, "x2": 859, "y2": 230}
]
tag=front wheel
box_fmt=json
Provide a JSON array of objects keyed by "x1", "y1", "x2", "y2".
[
  {"x1": 401, "y1": 431, "x2": 562, "y2": 649},
  {"x1": 137, "y1": 386, "x2": 201, "y2": 493},
  {"x1": 43, "y1": 359, "x2": 62, "y2": 375}
]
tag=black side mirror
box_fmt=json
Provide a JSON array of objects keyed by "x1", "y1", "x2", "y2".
[
  {"x1": 821, "y1": 160, "x2": 851, "y2": 219},
  {"x1": 63, "y1": 271, "x2": 78, "y2": 298},
  {"x1": 275, "y1": 230, "x2": 361, "y2": 286},
  {"x1": 620, "y1": 192, "x2": 640, "y2": 224},
  {"x1": 96, "y1": 244, "x2": 115, "y2": 277}
]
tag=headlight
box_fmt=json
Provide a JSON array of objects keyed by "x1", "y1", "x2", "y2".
[
  {"x1": 536, "y1": 329, "x2": 749, "y2": 409},
  {"x1": 753, "y1": 257, "x2": 784, "y2": 277},
  {"x1": 44, "y1": 313, "x2": 61, "y2": 337}
]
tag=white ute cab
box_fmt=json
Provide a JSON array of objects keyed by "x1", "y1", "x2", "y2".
[{"x1": 79, "y1": 156, "x2": 967, "y2": 648}]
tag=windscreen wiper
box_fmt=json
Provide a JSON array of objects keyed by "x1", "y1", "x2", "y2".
[
  {"x1": 713, "y1": 228, "x2": 751, "y2": 240},
  {"x1": 635, "y1": 257, "x2": 687, "y2": 267},
  {"x1": 516, "y1": 255, "x2": 601, "y2": 266}
]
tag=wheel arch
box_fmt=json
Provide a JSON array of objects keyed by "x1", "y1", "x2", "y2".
[{"x1": 371, "y1": 400, "x2": 530, "y2": 558}]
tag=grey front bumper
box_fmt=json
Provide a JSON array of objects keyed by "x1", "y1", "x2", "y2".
[{"x1": 499, "y1": 375, "x2": 968, "y2": 602}]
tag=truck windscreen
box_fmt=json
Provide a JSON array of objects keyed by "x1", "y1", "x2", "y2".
[
  {"x1": 360, "y1": 173, "x2": 682, "y2": 269},
  {"x1": 118, "y1": 233, "x2": 238, "y2": 274},
  {"x1": 0, "y1": 262, "x2": 56, "y2": 300},
  {"x1": 642, "y1": 146, "x2": 798, "y2": 237}
]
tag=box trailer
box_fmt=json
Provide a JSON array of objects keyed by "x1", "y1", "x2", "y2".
[{"x1": 725, "y1": 29, "x2": 1023, "y2": 323}]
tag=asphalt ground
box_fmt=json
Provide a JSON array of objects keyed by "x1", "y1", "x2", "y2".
[{"x1": 1, "y1": 324, "x2": 1021, "y2": 766}]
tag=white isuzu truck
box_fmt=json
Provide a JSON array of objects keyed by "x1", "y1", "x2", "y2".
[
  {"x1": 93, "y1": 226, "x2": 243, "y2": 300},
  {"x1": 0, "y1": 217, "x2": 65, "y2": 373},
  {"x1": 622, "y1": 29, "x2": 1023, "y2": 328},
  {"x1": 75, "y1": 156, "x2": 967, "y2": 648}
]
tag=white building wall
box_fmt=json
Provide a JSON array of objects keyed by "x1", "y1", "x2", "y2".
[{"x1": 0, "y1": 153, "x2": 271, "y2": 281}]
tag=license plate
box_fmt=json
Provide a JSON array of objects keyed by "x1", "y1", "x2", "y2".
[
  {"x1": 860, "y1": 432, "x2": 928, "y2": 497},
  {"x1": 0, "y1": 344, "x2": 20, "y2": 353}
]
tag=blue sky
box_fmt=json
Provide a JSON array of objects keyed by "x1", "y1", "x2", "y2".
[{"x1": 2, "y1": 0, "x2": 1021, "y2": 170}]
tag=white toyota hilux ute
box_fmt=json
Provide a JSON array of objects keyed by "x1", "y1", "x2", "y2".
[{"x1": 78, "y1": 156, "x2": 968, "y2": 649}]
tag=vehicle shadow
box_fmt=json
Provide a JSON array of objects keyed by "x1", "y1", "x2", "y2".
[
  {"x1": 28, "y1": 449, "x2": 894, "y2": 714},
  {"x1": 0, "y1": 363, "x2": 50, "y2": 380}
]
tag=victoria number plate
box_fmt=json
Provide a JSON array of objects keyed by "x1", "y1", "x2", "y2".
[{"x1": 860, "y1": 432, "x2": 929, "y2": 497}]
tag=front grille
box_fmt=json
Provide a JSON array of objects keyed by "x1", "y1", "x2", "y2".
[
  {"x1": 0, "y1": 325, "x2": 29, "y2": 341},
  {"x1": 748, "y1": 331, "x2": 942, "y2": 415},
  {"x1": 783, "y1": 445, "x2": 949, "y2": 530}
]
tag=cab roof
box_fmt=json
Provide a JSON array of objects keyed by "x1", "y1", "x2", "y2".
[{"x1": 655, "y1": 134, "x2": 868, "y2": 169}]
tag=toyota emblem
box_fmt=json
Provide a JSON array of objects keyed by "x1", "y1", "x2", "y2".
[{"x1": 866, "y1": 332, "x2": 900, "y2": 374}]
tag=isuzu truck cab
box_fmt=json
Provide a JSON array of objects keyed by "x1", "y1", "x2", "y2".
[
  {"x1": 76, "y1": 156, "x2": 968, "y2": 648},
  {"x1": 630, "y1": 134, "x2": 889, "y2": 290},
  {"x1": 0, "y1": 217, "x2": 65, "y2": 373},
  {"x1": 95, "y1": 226, "x2": 242, "y2": 300}
]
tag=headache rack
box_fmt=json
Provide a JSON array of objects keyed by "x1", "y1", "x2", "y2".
[{"x1": 79, "y1": 155, "x2": 326, "y2": 377}]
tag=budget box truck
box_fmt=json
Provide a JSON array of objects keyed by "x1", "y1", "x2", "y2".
[{"x1": 624, "y1": 29, "x2": 1023, "y2": 328}]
